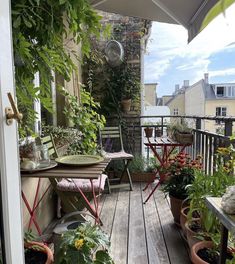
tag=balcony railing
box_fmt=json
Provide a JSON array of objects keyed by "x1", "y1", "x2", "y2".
[{"x1": 106, "y1": 115, "x2": 234, "y2": 175}]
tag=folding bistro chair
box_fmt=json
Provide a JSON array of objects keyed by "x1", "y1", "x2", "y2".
[
  {"x1": 99, "y1": 126, "x2": 133, "y2": 192},
  {"x1": 38, "y1": 135, "x2": 107, "y2": 223}
]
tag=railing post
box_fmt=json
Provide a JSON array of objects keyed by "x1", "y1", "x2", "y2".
[
  {"x1": 196, "y1": 118, "x2": 201, "y2": 130},
  {"x1": 224, "y1": 120, "x2": 232, "y2": 137},
  {"x1": 161, "y1": 116, "x2": 164, "y2": 135}
]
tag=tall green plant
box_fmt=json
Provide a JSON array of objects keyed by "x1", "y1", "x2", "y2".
[
  {"x1": 12, "y1": 0, "x2": 103, "y2": 137},
  {"x1": 62, "y1": 88, "x2": 106, "y2": 154}
]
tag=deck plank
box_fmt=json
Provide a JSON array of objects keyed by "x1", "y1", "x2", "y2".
[
  {"x1": 110, "y1": 190, "x2": 130, "y2": 264},
  {"x1": 154, "y1": 189, "x2": 190, "y2": 264},
  {"x1": 100, "y1": 191, "x2": 119, "y2": 237},
  {"x1": 142, "y1": 184, "x2": 170, "y2": 264},
  {"x1": 128, "y1": 184, "x2": 148, "y2": 264}
]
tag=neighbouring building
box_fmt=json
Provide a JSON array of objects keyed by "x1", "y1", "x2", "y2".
[
  {"x1": 162, "y1": 73, "x2": 235, "y2": 134},
  {"x1": 144, "y1": 83, "x2": 157, "y2": 106}
]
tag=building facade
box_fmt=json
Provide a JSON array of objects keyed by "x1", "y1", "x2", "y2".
[{"x1": 163, "y1": 74, "x2": 235, "y2": 133}]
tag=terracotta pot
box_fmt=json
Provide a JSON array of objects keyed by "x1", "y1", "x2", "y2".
[
  {"x1": 191, "y1": 241, "x2": 214, "y2": 264},
  {"x1": 155, "y1": 129, "x2": 162, "y2": 137},
  {"x1": 24, "y1": 241, "x2": 54, "y2": 264},
  {"x1": 144, "y1": 127, "x2": 153, "y2": 138},
  {"x1": 121, "y1": 99, "x2": 131, "y2": 112},
  {"x1": 180, "y1": 206, "x2": 200, "y2": 237},
  {"x1": 180, "y1": 206, "x2": 189, "y2": 237},
  {"x1": 169, "y1": 195, "x2": 183, "y2": 225},
  {"x1": 185, "y1": 220, "x2": 202, "y2": 249}
]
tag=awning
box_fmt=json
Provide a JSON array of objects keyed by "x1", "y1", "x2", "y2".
[{"x1": 90, "y1": 0, "x2": 220, "y2": 42}]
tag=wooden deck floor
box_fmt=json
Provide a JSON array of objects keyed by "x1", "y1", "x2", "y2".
[{"x1": 99, "y1": 183, "x2": 190, "y2": 264}]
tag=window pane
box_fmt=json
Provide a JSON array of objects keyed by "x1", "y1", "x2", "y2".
[
  {"x1": 216, "y1": 86, "x2": 225, "y2": 97},
  {"x1": 222, "y1": 107, "x2": 227, "y2": 116}
]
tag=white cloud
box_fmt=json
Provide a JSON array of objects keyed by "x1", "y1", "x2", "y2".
[
  {"x1": 145, "y1": 4, "x2": 235, "y2": 86},
  {"x1": 210, "y1": 68, "x2": 235, "y2": 77}
]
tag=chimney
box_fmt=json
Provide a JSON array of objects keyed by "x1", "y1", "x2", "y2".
[
  {"x1": 183, "y1": 80, "x2": 189, "y2": 87},
  {"x1": 204, "y1": 73, "x2": 209, "y2": 84},
  {"x1": 175, "y1": 84, "x2": 180, "y2": 93}
]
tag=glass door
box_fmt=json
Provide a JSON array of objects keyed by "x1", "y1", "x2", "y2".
[{"x1": 0, "y1": 0, "x2": 24, "y2": 263}]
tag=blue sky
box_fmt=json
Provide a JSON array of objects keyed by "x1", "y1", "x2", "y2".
[{"x1": 144, "y1": 4, "x2": 235, "y2": 97}]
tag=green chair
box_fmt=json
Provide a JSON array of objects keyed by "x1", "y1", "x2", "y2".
[{"x1": 99, "y1": 126, "x2": 133, "y2": 192}]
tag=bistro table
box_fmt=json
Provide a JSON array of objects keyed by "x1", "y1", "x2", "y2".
[
  {"x1": 21, "y1": 159, "x2": 110, "y2": 235},
  {"x1": 206, "y1": 197, "x2": 235, "y2": 264},
  {"x1": 143, "y1": 136, "x2": 191, "y2": 203}
]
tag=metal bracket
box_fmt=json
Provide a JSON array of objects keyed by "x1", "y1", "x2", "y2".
[{"x1": 5, "y1": 107, "x2": 14, "y2": 125}]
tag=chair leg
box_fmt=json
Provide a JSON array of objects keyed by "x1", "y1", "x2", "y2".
[
  {"x1": 106, "y1": 177, "x2": 111, "y2": 194},
  {"x1": 120, "y1": 159, "x2": 133, "y2": 191}
]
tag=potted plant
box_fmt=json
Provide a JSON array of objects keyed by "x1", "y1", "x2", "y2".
[
  {"x1": 55, "y1": 221, "x2": 114, "y2": 263},
  {"x1": 186, "y1": 146, "x2": 235, "y2": 255},
  {"x1": 114, "y1": 64, "x2": 140, "y2": 112},
  {"x1": 167, "y1": 121, "x2": 193, "y2": 144},
  {"x1": 24, "y1": 231, "x2": 54, "y2": 264},
  {"x1": 144, "y1": 122, "x2": 154, "y2": 138},
  {"x1": 131, "y1": 156, "x2": 157, "y2": 182},
  {"x1": 162, "y1": 153, "x2": 202, "y2": 224}
]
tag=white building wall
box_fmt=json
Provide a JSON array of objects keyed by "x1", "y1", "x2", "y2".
[{"x1": 185, "y1": 80, "x2": 206, "y2": 128}]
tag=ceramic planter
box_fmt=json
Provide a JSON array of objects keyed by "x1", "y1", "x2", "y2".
[
  {"x1": 121, "y1": 99, "x2": 131, "y2": 112},
  {"x1": 144, "y1": 127, "x2": 153, "y2": 138},
  {"x1": 191, "y1": 241, "x2": 214, "y2": 264},
  {"x1": 175, "y1": 131, "x2": 193, "y2": 144},
  {"x1": 185, "y1": 220, "x2": 202, "y2": 249},
  {"x1": 180, "y1": 206, "x2": 200, "y2": 238},
  {"x1": 24, "y1": 241, "x2": 54, "y2": 264},
  {"x1": 169, "y1": 195, "x2": 183, "y2": 225}
]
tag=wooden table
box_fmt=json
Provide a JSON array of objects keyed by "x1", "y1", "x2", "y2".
[
  {"x1": 143, "y1": 136, "x2": 191, "y2": 203},
  {"x1": 206, "y1": 197, "x2": 235, "y2": 264},
  {"x1": 21, "y1": 159, "x2": 110, "y2": 235}
]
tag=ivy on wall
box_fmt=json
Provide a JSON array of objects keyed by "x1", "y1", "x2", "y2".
[{"x1": 11, "y1": 0, "x2": 103, "y2": 137}]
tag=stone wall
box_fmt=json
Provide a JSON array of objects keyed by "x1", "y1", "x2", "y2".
[{"x1": 85, "y1": 12, "x2": 151, "y2": 155}]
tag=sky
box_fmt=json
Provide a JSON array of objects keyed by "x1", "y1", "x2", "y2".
[{"x1": 144, "y1": 4, "x2": 235, "y2": 97}]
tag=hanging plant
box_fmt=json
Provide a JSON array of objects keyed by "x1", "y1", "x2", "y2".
[{"x1": 11, "y1": 0, "x2": 104, "y2": 137}]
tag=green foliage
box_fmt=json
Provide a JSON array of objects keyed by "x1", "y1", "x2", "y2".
[
  {"x1": 128, "y1": 155, "x2": 158, "y2": 173},
  {"x1": 187, "y1": 147, "x2": 235, "y2": 238},
  {"x1": 12, "y1": 0, "x2": 103, "y2": 137},
  {"x1": 162, "y1": 153, "x2": 201, "y2": 199},
  {"x1": 55, "y1": 222, "x2": 114, "y2": 264},
  {"x1": 61, "y1": 88, "x2": 106, "y2": 154},
  {"x1": 201, "y1": 0, "x2": 235, "y2": 32},
  {"x1": 42, "y1": 125, "x2": 82, "y2": 149}
]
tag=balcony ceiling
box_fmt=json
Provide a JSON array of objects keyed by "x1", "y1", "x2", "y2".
[{"x1": 91, "y1": 0, "x2": 219, "y2": 42}]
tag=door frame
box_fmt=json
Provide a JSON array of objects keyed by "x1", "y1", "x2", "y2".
[{"x1": 0, "y1": 0, "x2": 25, "y2": 263}]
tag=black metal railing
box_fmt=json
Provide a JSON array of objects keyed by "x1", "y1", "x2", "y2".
[{"x1": 108, "y1": 115, "x2": 234, "y2": 175}]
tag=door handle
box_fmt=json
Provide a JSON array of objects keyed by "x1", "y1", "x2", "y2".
[{"x1": 5, "y1": 92, "x2": 23, "y2": 125}]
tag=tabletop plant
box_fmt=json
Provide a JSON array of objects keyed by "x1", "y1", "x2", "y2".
[{"x1": 55, "y1": 222, "x2": 114, "y2": 264}]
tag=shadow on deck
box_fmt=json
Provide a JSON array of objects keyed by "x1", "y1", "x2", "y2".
[{"x1": 99, "y1": 183, "x2": 190, "y2": 264}]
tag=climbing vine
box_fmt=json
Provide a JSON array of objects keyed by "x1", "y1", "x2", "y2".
[{"x1": 11, "y1": 0, "x2": 103, "y2": 137}]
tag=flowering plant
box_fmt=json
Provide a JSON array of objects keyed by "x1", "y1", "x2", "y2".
[
  {"x1": 162, "y1": 153, "x2": 202, "y2": 199},
  {"x1": 55, "y1": 222, "x2": 114, "y2": 264}
]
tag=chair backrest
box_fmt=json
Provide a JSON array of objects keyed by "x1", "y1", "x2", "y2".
[
  {"x1": 99, "y1": 126, "x2": 124, "y2": 152},
  {"x1": 35, "y1": 134, "x2": 58, "y2": 159}
]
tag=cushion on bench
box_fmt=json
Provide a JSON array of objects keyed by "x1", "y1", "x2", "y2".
[{"x1": 57, "y1": 174, "x2": 107, "y2": 193}]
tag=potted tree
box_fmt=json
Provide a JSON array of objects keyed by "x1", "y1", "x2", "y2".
[{"x1": 162, "y1": 153, "x2": 202, "y2": 224}]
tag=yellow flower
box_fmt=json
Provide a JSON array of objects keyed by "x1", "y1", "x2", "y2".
[
  {"x1": 74, "y1": 239, "x2": 84, "y2": 250},
  {"x1": 217, "y1": 147, "x2": 230, "y2": 155}
]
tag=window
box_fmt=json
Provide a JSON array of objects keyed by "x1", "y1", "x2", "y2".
[
  {"x1": 214, "y1": 85, "x2": 235, "y2": 98},
  {"x1": 216, "y1": 86, "x2": 225, "y2": 97},
  {"x1": 173, "y1": 108, "x2": 179, "y2": 115},
  {"x1": 215, "y1": 107, "x2": 226, "y2": 124}
]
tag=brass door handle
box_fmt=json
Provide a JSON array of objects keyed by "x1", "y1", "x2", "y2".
[{"x1": 5, "y1": 92, "x2": 23, "y2": 125}]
